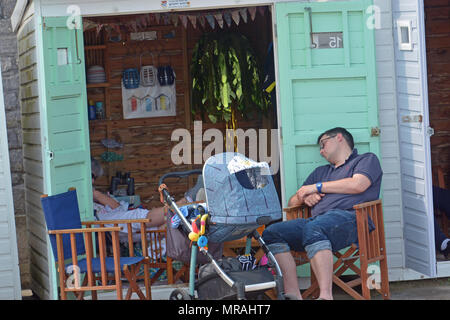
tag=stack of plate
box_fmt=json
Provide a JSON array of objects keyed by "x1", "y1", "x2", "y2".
[{"x1": 87, "y1": 65, "x2": 106, "y2": 84}]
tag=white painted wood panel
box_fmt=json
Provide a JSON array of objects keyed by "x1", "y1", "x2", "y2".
[
  {"x1": 0, "y1": 61, "x2": 22, "y2": 299},
  {"x1": 393, "y1": 0, "x2": 435, "y2": 277},
  {"x1": 372, "y1": 0, "x2": 404, "y2": 279}
]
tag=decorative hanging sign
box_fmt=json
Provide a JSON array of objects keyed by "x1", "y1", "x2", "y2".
[
  {"x1": 161, "y1": 0, "x2": 191, "y2": 9},
  {"x1": 122, "y1": 79, "x2": 177, "y2": 119}
]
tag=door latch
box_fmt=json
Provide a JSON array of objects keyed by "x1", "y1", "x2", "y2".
[
  {"x1": 427, "y1": 127, "x2": 435, "y2": 137},
  {"x1": 47, "y1": 150, "x2": 54, "y2": 160},
  {"x1": 371, "y1": 127, "x2": 381, "y2": 137}
]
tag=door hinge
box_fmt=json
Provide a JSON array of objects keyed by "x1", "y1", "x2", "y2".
[
  {"x1": 427, "y1": 126, "x2": 435, "y2": 137},
  {"x1": 273, "y1": 23, "x2": 277, "y2": 38}
]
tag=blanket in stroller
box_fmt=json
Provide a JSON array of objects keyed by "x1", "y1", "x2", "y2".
[{"x1": 203, "y1": 153, "x2": 282, "y2": 242}]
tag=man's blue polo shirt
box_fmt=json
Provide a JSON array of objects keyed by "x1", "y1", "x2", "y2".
[{"x1": 302, "y1": 149, "x2": 382, "y2": 217}]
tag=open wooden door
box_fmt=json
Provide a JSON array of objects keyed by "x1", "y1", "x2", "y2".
[
  {"x1": 40, "y1": 16, "x2": 92, "y2": 299},
  {"x1": 40, "y1": 16, "x2": 92, "y2": 219},
  {"x1": 275, "y1": 0, "x2": 381, "y2": 205},
  {"x1": 396, "y1": 0, "x2": 436, "y2": 277}
]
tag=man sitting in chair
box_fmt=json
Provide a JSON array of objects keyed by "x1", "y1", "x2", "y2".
[{"x1": 262, "y1": 127, "x2": 382, "y2": 300}]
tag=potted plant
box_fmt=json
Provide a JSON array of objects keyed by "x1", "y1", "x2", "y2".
[{"x1": 190, "y1": 32, "x2": 269, "y2": 149}]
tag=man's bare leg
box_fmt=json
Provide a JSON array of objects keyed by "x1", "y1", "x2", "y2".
[
  {"x1": 309, "y1": 249, "x2": 333, "y2": 300},
  {"x1": 274, "y1": 252, "x2": 303, "y2": 299}
]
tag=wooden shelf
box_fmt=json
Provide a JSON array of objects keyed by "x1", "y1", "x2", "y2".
[
  {"x1": 85, "y1": 45, "x2": 107, "y2": 50},
  {"x1": 87, "y1": 82, "x2": 110, "y2": 88}
]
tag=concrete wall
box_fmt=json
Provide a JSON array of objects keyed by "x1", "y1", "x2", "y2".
[{"x1": 0, "y1": 0, "x2": 29, "y2": 290}]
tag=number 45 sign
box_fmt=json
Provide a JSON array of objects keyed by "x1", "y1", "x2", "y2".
[{"x1": 312, "y1": 32, "x2": 343, "y2": 49}]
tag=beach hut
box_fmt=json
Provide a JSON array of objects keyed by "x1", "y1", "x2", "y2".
[{"x1": 10, "y1": 0, "x2": 448, "y2": 299}]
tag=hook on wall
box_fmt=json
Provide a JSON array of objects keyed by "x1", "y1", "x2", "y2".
[{"x1": 304, "y1": 7, "x2": 317, "y2": 49}]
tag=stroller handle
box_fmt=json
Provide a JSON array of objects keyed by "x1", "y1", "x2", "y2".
[{"x1": 158, "y1": 169, "x2": 202, "y2": 186}]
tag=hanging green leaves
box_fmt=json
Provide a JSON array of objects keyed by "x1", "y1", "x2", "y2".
[{"x1": 190, "y1": 32, "x2": 268, "y2": 123}]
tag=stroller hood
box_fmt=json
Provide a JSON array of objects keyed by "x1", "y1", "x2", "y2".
[{"x1": 203, "y1": 152, "x2": 281, "y2": 225}]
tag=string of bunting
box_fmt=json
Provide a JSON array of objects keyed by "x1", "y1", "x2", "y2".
[{"x1": 83, "y1": 6, "x2": 268, "y2": 35}]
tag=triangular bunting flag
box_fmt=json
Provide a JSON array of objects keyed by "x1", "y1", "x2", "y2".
[
  {"x1": 248, "y1": 7, "x2": 257, "y2": 21},
  {"x1": 163, "y1": 14, "x2": 170, "y2": 25},
  {"x1": 171, "y1": 14, "x2": 179, "y2": 27},
  {"x1": 149, "y1": 13, "x2": 156, "y2": 24},
  {"x1": 145, "y1": 13, "x2": 151, "y2": 26},
  {"x1": 180, "y1": 15, "x2": 188, "y2": 28},
  {"x1": 198, "y1": 15, "x2": 206, "y2": 29},
  {"x1": 82, "y1": 19, "x2": 96, "y2": 31},
  {"x1": 188, "y1": 15, "x2": 197, "y2": 29},
  {"x1": 240, "y1": 8, "x2": 248, "y2": 23},
  {"x1": 154, "y1": 13, "x2": 161, "y2": 24},
  {"x1": 215, "y1": 13, "x2": 224, "y2": 29},
  {"x1": 96, "y1": 23, "x2": 103, "y2": 36},
  {"x1": 206, "y1": 14, "x2": 215, "y2": 29},
  {"x1": 258, "y1": 6, "x2": 266, "y2": 17},
  {"x1": 231, "y1": 10, "x2": 240, "y2": 26},
  {"x1": 223, "y1": 12, "x2": 232, "y2": 27}
]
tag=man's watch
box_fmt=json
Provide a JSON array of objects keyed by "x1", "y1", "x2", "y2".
[{"x1": 316, "y1": 182, "x2": 323, "y2": 193}]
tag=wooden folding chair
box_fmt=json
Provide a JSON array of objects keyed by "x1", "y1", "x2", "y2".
[
  {"x1": 284, "y1": 200, "x2": 390, "y2": 300},
  {"x1": 432, "y1": 166, "x2": 448, "y2": 237},
  {"x1": 91, "y1": 223, "x2": 185, "y2": 286},
  {"x1": 145, "y1": 228, "x2": 175, "y2": 285},
  {"x1": 41, "y1": 189, "x2": 151, "y2": 300},
  {"x1": 82, "y1": 218, "x2": 153, "y2": 299}
]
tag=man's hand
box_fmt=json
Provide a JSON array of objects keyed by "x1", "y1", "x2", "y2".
[
  {"x1": 295, "y1": 184, "x2": 319, "y2": 203},
  {"x1": 303, "y1": 193, "x2": 325, "y2": 207}
]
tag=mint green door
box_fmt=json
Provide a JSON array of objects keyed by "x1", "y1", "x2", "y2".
[
  {"x1": 41, "y1": 16, "x2": 92, "y2": 221},
  {"x1": 276, "y1": 0, "x2": 380, "y2": 205}
]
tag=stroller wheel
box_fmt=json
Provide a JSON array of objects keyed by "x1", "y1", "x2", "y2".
[{"x1": 169, "y1": 289, "x2": 192, "y2": 300}]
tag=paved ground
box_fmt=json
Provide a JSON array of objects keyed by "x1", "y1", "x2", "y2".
[
  {"x1": 22, "y1": 277, "x2": 450, "y2": 300},
  {"x1": 333, "y1": 277, "x2": 450, "y2": 300}
]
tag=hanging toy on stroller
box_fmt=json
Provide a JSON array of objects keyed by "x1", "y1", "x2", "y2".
[{"x1": 158, "y1": 152, "x2": 291, "y2": 300}]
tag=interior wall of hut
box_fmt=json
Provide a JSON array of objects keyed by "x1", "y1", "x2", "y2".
[
  {"x1": 83, "y1": 7, "x2": 276, "y2": 209},
  {"x1": 425, "y1": 0, "x2": 450, "y2": 188}
]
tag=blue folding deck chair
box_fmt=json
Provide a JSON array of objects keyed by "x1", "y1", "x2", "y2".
[{"x1": 40, "y1": 188, "x2": 151, "y2": 300}]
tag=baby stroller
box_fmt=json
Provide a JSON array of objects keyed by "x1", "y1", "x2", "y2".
[{"x1": 158, "y1": 152, "x2": 288, "y2": 300}]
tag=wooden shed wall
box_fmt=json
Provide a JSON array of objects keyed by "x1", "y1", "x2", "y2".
[
  {"x1": 425, "y1": 0, "x2": 450, "y2": 184},
  {"x1": 85, "y1": 11, "x2": 273, "y2": 208}
]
